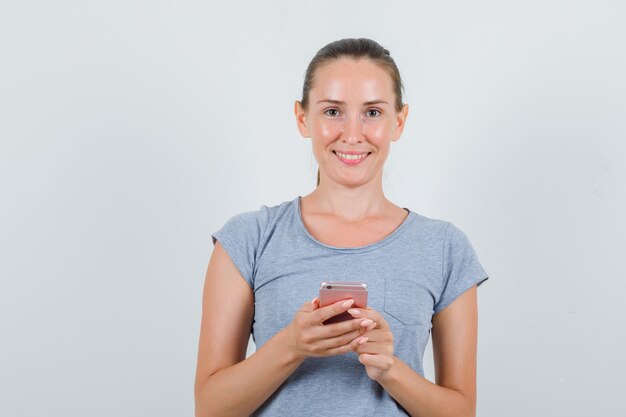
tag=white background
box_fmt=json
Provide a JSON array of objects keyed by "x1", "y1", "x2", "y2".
[{"x1": 1, "y1": 1, "x2": 625, "y2": 416}]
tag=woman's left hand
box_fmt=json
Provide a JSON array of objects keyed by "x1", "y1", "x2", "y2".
[{"x1": 347, "y1": 307, "x2": 396, "y2": 382}]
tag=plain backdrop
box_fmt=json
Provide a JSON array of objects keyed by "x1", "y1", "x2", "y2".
[{"x1": 1, "y1": 1, "x2": 625, "y2": 416}]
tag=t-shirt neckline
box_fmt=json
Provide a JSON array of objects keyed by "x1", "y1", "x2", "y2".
[{"x1": 294, "y1": 196, "x2": 415, "y2": 253}]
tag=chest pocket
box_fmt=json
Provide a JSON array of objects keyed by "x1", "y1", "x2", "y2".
[{"x1": 383, "y1": 277, "x2": 433, "y2": 326}]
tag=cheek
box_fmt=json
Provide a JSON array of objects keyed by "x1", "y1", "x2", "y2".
[
  {"x1": 312, "y1": 122, "x2": 340, "y2": 141},
  {"x1": 363, "y1": 123, "x2": 390, "y2": 142}
]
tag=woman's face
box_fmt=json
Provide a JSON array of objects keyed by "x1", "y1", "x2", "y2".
[{"x1": 295, "y1": 57, "x2": 408, "y2": 188}]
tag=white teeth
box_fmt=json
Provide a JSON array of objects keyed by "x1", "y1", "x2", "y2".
[{"x1": 336, "y1": 152, "x2": 368, "y2": 160}]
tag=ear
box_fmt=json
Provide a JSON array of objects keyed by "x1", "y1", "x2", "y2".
[
  {"x1": 391, "y1": 104, "x2": 409, "y2": 142},
  {"x1": 294, "y1": 101, "x2": 310, "y2": 138}
]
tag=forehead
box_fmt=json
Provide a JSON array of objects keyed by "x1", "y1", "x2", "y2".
[{"x1": 310, "y1": 58, "x2": 395, "y2": 102}]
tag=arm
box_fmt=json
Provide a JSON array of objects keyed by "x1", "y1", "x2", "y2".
[
  {"x1": 382, "y1": 285, "x2": 478, "y2": 417},
  {"x1": 349, "y1": 285, "x2": 479, "y2": 417},
  {"x1": 193, "y1": 241, "x2": 305, "y2": 417}
]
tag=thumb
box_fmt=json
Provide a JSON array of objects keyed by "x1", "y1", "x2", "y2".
[{"x1": 300, "y1": 297, "x2": 318, "y2": 313}]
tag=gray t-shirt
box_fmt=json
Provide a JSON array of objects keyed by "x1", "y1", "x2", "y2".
[{"x1": 211, "y1": 196, "x2": 489, "y2": 416}]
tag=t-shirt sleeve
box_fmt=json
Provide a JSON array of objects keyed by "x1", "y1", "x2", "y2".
[
  {"x1": 434, "y1": 222, "x2": 489, "y2": 314},
  {"x1": 211, "y1": 209, "x2": 267, "y2": 290}
]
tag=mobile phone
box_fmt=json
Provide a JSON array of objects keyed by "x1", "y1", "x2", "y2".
[{"x1": 319, "y1": 281, "x2": 368, "y2": 324}]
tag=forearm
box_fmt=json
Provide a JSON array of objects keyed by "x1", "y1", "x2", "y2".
[
  {"x1": 195, "y1": 328, "x2": 305, "y2": 417},
  {"x1": 378, "y1": 357, "x2": 474, "y2": 417}
]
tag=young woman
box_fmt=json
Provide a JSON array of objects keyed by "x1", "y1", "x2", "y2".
[{"x1": 195, "y1": 38, "x2": 489, "y2": 417}]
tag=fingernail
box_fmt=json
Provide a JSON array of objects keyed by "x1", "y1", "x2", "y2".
[
  {"x1": 359, "y1": 337, "x2": 369, "y2": 345},
  {"x1": 360, "y1": 319, "x2": 373, "y2": 327},
  {"x1": 348, "y1": 308, "x2": 360, "y2": 316},
  {"x1": 342, "y1": 299, "x2": 354, "y2": 308}
]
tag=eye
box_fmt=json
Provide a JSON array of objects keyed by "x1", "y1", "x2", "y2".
[
  {"x1": 324, "y1": 108, "x2": 340, "y2": 117},
  {"x1": 366, "y1": 109, "x2": 381, "y2": 117}
]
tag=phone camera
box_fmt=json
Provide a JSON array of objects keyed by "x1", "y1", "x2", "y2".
[{"x1": 326, "y1": 285, "x2": 332, "y2": 289}]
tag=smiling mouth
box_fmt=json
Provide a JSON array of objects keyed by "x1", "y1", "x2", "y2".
[{"x1": 332, "y1": 150, "x2": 372, "y2": 165}]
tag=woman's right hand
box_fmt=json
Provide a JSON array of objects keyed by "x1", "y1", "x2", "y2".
[{"x1": 283, "y1": 297, "x2": 377, "y2": 359}]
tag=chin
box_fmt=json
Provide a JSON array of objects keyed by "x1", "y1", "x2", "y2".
[{"x1": 330, "y1": 174, "x2": 376, "y2": 187}]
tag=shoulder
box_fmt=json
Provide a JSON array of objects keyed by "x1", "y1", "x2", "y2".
[
  {"x1": 402, "y1": 211, "x2": 482, "y2": 265},
  {"x1": 210, "y1": 198, "x2": 297, "y2": 288},
  {"x1": 404, "y1": 210, "x2": 454, "y2": 240},
  {"x1": 211, "y1": 197, "x2": 294, "y2": 246},
  {"x1": 408, "y1": 209, "x2": 476, "y2": 239}
]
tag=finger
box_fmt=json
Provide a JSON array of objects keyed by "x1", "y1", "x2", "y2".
[
  {"x1": 360, "y1": 319, "x2": 377, "y2": 332},
  {"x1": 348, "y1": 308, "x2": 389, "y2": 329},
  {"x1": 314, "y1": 299, "x2": 355, "y2": 323},
  {"x1": 315, "y1": 328, "x2": 362, "y2": 351},
  {"x1": 358, "y1": 353, "x2": 394, "y2": 370},
  {"x1": 300, "y1": 296, "x2": 322, "y2": 314},
  {"x1": 299, "y1": 297, "x2": 318, "y2": 313},
  {"x1": 358, "y1": 353, "x2": 379, "y2": 366},
  {"x1": 347, "y1": 307, "x2": 378, "y2": 321},
  {"x1": 349, "y1": 329, "x2": 388, "y2": 350},
  {"x1": 353, "y1": 341, "x2": 391, "y2": 355},
  {"x1": 323, "y1": 342, "x2": 355, "y2": 356},
  {"x1": 314, "y1": 318, "x2": 367, "y2": 339},
  {"x1": 349, "y1": 335, "x2": 370, "y2": 351}
]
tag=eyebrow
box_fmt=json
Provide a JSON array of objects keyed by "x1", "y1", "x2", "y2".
[{"x1": 316, "y1": 99, "x2": 389, "y2": 106}]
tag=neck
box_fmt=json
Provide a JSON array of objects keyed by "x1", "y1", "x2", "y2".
[{"x1": 304, "y1": 174, "x2": 390, "y2": 222}]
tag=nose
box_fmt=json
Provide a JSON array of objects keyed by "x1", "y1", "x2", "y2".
[{"x1": 342, "y1": 114, "x2": 363, "y2": 144}]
